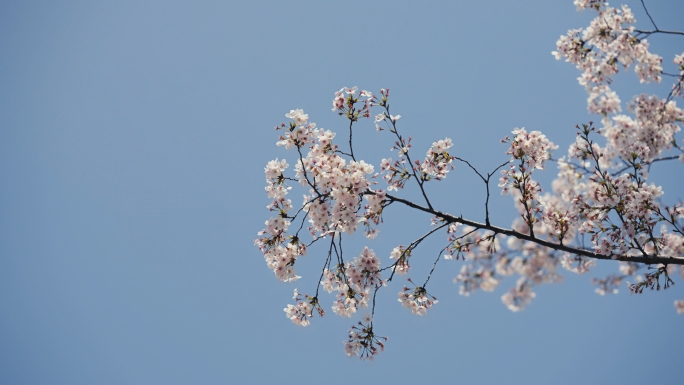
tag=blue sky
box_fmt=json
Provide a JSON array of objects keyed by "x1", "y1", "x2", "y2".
[{"x1": 1, "y1": 1, "x2": 683, "y2": 384}]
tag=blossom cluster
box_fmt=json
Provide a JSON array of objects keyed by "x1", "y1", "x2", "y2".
[
  {"x1": 397, "y1": 283, "x2": 438, "y2": 316},
  {"x1": 332, "y1": 86, "x2": 375, "y2": 120},
  {"x1": 379, "y1": 157, "x2": 410, "y2": 191},
  {"x1": 602, "y1": 95, "x2": 683, "y2": 165},
  {"x1": 421, "y1": 138, "x2": 455, "y2": 180},
  {"x1": 389, "y1": 245, "x2": 411, "y2": 275},
  {"x1": 673, "y1": 53, "x2": 684, "y2": 99},
  {"x1": 343, "y1": 315, "x2": 387, "y2": 360},
  {"x1": 553, "y1": 2, "x2": 662, "y2": 115},
  {"x1": 284, "y1": 289, "x2": 324, "y2": 327},
  {"x1": 498, "y1": 128, "x2": 558, "y2": 235},
  {"x1": 361, "y1": 190, "x2": 386, "y2": 239},
  {"x1": 544, "y1": 1, "x2": 684, "y2": 310},
  {"x1": 446, "y1": 227, "x2": 562, "y2": 311},
  {"x1": 503, "y1": 128, "x2": 557, "y2": 170},
  {"x1": 499, "y1": 128, "x2": 556, "y2": 197},
  {"x1": 320, "y1": 247, "x2": 384, "y2": 318},
  {"x1": 501, "y1": 277, "x2": 537, "y2": 312},
  {"x1": 447, "y1": 229, "x2": 503, "y2": 295},
  {"x1": 258, "y1": 85, "x2": 473, "y2": 357}
]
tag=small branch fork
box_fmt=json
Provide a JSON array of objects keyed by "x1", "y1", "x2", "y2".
[
  {"x1": 454, "y1": 157, "x2": 509, "y2": 226},
  {"x1": 634, "y1": 0, "x2": 684, "y2": 37}
]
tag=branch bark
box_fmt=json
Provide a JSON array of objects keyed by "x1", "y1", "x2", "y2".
[{"x1": 378, "y1": 192, "x2": 684, "y2": 266}]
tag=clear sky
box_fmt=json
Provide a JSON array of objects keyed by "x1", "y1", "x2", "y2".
[{"x1": 1, "y1": 1, "x2": 682, "y2": 384}]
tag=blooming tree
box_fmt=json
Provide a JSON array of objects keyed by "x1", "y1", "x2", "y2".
[{"x1": 255, "y1": 0, "x2": 684, "y2": 360}]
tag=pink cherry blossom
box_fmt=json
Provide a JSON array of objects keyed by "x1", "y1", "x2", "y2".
[{"x1": 256, "y1": 3, "x2": 684, "y2": 359}]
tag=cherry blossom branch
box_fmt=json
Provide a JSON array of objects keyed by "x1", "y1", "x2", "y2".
[
  {"x1": 260, "y1": 1, "x2": 684, "y2": 360},
  {"x1": 380, "y1": 192, "x2": 684, "y2": 266}
]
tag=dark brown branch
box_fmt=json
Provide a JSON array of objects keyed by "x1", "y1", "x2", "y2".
[
  {"x1": 640, "y1": 0, "x2": 658, "y2": 30},
  {"x1": 348, "y1": 118, "x2": 356, "y2": 161},
  {"x1": 379, "y1": 192, "x2": 684, "y2": 266}
]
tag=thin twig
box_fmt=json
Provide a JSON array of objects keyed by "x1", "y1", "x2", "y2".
[{"x1": 640, "y1": 0, "x2": 658, "y2": 30}]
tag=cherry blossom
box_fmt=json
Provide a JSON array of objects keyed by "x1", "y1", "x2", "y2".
[
  {"x1": 284, "y1": 289, "x2": 324, "y2": 327},
  {"x1": 256, "y1": 0, "x2": 684, "y2": 360},
  {"x1": 397, "y1": 281, "x2": 438, "y2": 316},
  {"x1": 501, "y1": 277, "x2": 537, "y2": 312},
  {"x1": 675, "y1": 300, "x2": 684, "y2": 314},
  {"x1": 343, "y1": 318, "x2": 387, "y2": 361},
  {"x1": 421, "y1": 138, "x2": 455, "y2": 180}
]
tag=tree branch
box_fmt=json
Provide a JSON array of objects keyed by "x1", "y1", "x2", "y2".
[{"x1": 380, "y1": 192, "x2": 684, "y2": 266}]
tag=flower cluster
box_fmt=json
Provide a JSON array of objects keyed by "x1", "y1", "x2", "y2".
[
  {"x1": 539, "y1": 194, "x2": 579, "y2": 243},
  {"x1": 276, "y1": 110, "x2": 317, "y2": 150},
  {"x1": 553, "y1": 3, "x2": 663, "y2": 115},
  {"x1": 332, "y1": 86, "x2": 376, "y2": 121},
  {"x1": 257, "y1": 213, "x2": 303, "y2": 282},
  {"x1": 346, "y1": 247, "x2": 383, "y2": 294},
  {"x1": 673, "y1": 53, "x2": 684, "y2": 99},
  {"x1": 601, "y1": 95, "x2": 683, "y2": 165},
  {"x1": 284, "y1": 289, "x2": 324, "y2": 327},
  {"x1": 675, "y1": 300, "x2": 684, "y2": 314},
  {"x1": 380, "y1": 157, "x2": 411, "y2": 191},
  {"x1": 503, "y1": 128, "x2": 557, "y2": 171},
  {"x1": 499, "y1": 129, "x2": 554, "y2": 198},
  {"x1": 446, "y1": 228, "x2": 502, "y2": 295},
  {"x1": 299, "y1": 148, "x2": 376, "y2": 237},
  {"x1": 592, "y1": 274, "x2": 622, "y2": 295},
  {"x1": 389, "y1": 245, "x2": 411, "y2": 275},
  {"x1": 501, "y1": 278, "x2": 537, "y2": 312},
  {"x1": 320, "y1": 247, "x2": 383, "y2": 318},
  {"x1": 330, "y1": 283, "x2": 369, "y2": 318},
  {"x1": 627, "y1": 265, "x2": 674, "y2": 294},
  {"x1": 397, "y1": 282, "x2": 438, "y2": 316},
  {"x1": 455, "y1": 264, "x2": 499, "y2": 296},
  {"x1": 498, "y1": 128, "x2": 558, "y2": 235},
  {"x1": 561, "y1": 254, "x2": 596, "y2": 275},
  {"x1": 343, "y1": 315, "x2": 387, "y2": 360},
  {"x1": 569, "y1": 143, "x2": 667, "y2": 258},
  {"x1": 421, "y1": 137, "x2": 455, "y2": 180},
  {"x1": 361, "y1": 190, "x2": 386, "y2": 239}
]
